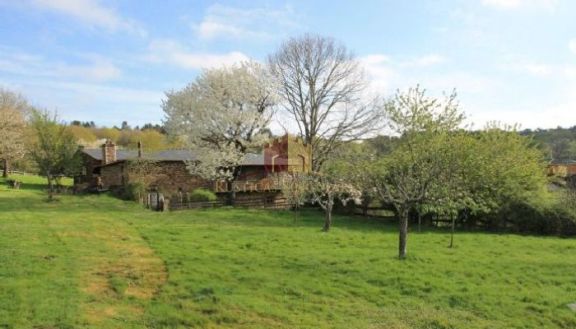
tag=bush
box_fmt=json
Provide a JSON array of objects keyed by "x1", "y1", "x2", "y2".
[
  {"x1": 5, "y1": 179, "x2": 21, "y2": 189},
  {"x1": 189, "y1": 188, "x2": 217, "y2": 202},
  {"x1": 113, "y1": 182, "x2": 147, "y2": 201},
  {"x1": 496, "y1": 200, "x2": 576, "y2": 236}
]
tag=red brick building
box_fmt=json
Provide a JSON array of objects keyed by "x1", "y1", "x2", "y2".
[{"x1": 548, "y1": 161, "x2": 576, "y2": 178}]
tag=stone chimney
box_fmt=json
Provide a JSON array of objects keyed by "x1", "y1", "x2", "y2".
[
  {"x1": 101, "y1": 139, "x2": 117, "y2": 165},
  {"x1": 137, "y1": 141, "x2": 143, "y2": 158}
]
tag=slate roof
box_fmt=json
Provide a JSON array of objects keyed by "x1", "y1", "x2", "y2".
[
  {"x1": 83, "y1": 149, "x2": 139, "y2": 161},
  {"x1": 82, "y1": 149, "x2": 265, "y2": 166}
]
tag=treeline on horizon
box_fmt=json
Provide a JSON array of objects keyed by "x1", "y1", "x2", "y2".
[
  {"x1": 520, "y1": 126, "x2": 576, "y2": 161},
  {"x1": 68, "y1": 119, "x2": 576, "y2": 162},
  {"x1": 65, "y1": 120, "x2": 182, "y2": 151}
]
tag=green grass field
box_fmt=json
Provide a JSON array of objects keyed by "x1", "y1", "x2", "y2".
[{"x1": 1, "y1": 174, "x2": 576, "y2": 328}]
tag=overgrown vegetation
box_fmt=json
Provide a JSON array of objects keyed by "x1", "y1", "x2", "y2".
[{"x1": 188, "y1": 188, "x2": 218, "y2": 202}]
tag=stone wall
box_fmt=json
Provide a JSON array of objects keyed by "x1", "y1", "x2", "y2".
[
  {"x1": 127, "y1": 161, "x2": 211, "y2": 194},
  {"x1": 100, "y1": 163, "x2": 125, "y2": 188},
  {"x1": 75, "y1": 153, "x2": 103, "y2": 185},
  {"x1": 98, "y1": 160, "x2": 275, "y2": 198}
]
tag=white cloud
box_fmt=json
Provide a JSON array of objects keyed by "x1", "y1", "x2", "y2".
[
  {"x1": 468, "y1": 99, "x2": 576, "y2": 130},
  {"x1": 360, "y1": 53, "x2": 449, "y2": 94},
  {"x1": 358, "y1": 52, "x2": 576, "y2": 130},
  {"x1": 482, "y1": 0, "x2": 523, "y2": 9},
  {"x1": 400, "y1": 54, "x2": 446, "y2": 68},
  {"x1": 146, "y1": 40, "x2": 249, "y2": 70},
  {"x1": 193, "y1": 4, "x2": 298, "y2": 40},
  {"x1": 28, "y1": 0, "x2": 145, "y2": 35},
  {"x1": 521, "y1": 63, "x2": 553, "y2": 76},
  {"x1": 360, "y1": 55, "x2": 396, "y2": 92},
  {"x1": 504, "y1": 62, "x2": 553, "y2": 77},
  {"x1": 0, "y1": 46, "x2": 121, "y2": 81},
  {"x1": 56, "y1": 61, "x2": 121, "y2": 81},
  {"x1": 564, "y1": 66, "x2": 576, "y2": 79},
  {"x1": 481, "y1": 0, "x2": 558, "y2": 11},
  {"x1": 569, "y1": 39, "x2": 576, "y2": 54},
  {"x1": 0, "y1": 78, "x2": 164, "y2": 125},
  {"x1": 196, "y1": 21, "x2": 255, "y2": 40},
  {"x1": 500, "y1": 55, "x2": 576, "y2": 78}
]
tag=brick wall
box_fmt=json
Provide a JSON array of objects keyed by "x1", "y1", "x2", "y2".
[
  {"x1": 102, "y1": 140, "x2": 117, "y2": 164},
  {"x1": 263, "y1": 134, "x2": 312, "y2": 173}
]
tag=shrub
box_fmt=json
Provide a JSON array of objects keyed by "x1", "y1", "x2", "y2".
[
  {"x1": 496, "y1": 200, "x2": 576, "y2": 236},
  {"x1": 189, "y1": 188, "x2": 217, "y2": 202},
  {"x1": 5, "y1": 179, "x2": 21, "y2": 189},
  {"x1": 113, "y1": 182, "x2": 147, "y2": 201}
]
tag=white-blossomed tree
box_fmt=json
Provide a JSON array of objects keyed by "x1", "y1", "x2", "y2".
[
  {"x1": 0, "y1": 89, "x2": 32, "y2": 178},
  {"x1": 162, "y1": 61, "x2": 277, "y2": 203}
]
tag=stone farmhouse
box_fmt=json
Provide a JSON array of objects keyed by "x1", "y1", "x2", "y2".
[{"x1": 74, "y1": 135, "x2": 312, "y2": 200}]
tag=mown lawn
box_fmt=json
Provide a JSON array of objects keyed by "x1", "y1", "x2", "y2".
[{"x1": 1, "y1": 174, "x2": 576, "y2": 328}]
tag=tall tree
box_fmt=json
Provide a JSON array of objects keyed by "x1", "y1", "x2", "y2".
[
  {"x1": 372, "y1": 86, "x2": 465, "y2": 259},
  {"x1": 465, "y1": 124, "x2": 548, "y2": 230},
  {"x1": 29, "y1": 110, "x2": 80, "y2": 200},
  {"x1": 163, "y1": 61, "x2": 277, "y2": 203},
  {"x1": 268, "y1": 34, "x2": 384, "y2": 171},
  {"x1": 0, "y1": 89, "x2": 32, "y2": 177}
]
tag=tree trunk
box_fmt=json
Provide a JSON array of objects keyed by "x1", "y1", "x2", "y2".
[
  {"x1": 322, "y1": 201, "x2": 333, "y2": 232},
  {"x1": 47, "y1": 175, "x2": 54, "y2": 201},
  {"x1": 227, "y1": 180, "x2": 235, "y2": 206},
  {"x1": 2, "y1": 159, "x2": 9, "y2": 178},
  {"x1": 417, "y1": 211, "x2": 422, "y2": 233},
  {"x1": 361, "y1": 194, "x2": 371, "y2": 216},
  {"x1": 398, "y1": 207, "x2": 409, "y2": 260},
  {"x1": 292, "y1": 205, "x2": 300, "y2": 224},
  {"x1": 449, "y1": 215, "x2": 456, "y2": 248}
]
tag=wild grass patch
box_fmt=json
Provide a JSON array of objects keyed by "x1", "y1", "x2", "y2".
[{"x1": 1, "y1": 178, "x2": 575, "y2": 328}]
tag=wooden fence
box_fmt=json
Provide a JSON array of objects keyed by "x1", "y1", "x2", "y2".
[
  {"x1": 166, "y1": 191, "x2": 288, "y2": 211},
  {"x1": 213, "y1": 178, "x2": 282, "y2": 193}
]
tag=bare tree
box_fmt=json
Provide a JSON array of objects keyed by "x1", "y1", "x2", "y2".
[
  {"x1": 268, "y1": 34, "x2": 383, "y2": 171},
  {"x1": 0, "y1": 89, "x2": 32, "y2": 177}
]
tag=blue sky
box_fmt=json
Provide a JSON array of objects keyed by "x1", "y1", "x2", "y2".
[{"x1": 0, "y1": 0, "x2": 575, "y2": 129}]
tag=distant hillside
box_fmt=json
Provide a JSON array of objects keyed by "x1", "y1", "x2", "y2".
[{"x1": 520, "y1": 126, "x2": 576, "y2": 161}]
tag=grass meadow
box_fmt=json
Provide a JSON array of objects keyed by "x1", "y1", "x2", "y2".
[{"x1": 1, "y1": 174, "x2": 576, "y2": 328}]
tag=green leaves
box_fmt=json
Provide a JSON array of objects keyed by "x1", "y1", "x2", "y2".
[
  {"x1": 369, "y1": 87, "x2": 549, "y2": 254},
  {"x1": 29, "y1": 110, "x2": 80, "y2": 179}
]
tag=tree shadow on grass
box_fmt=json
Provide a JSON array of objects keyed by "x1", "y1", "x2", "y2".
[{"x1": 169, "y1": 207, "x2": 401, "y2": 234}]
